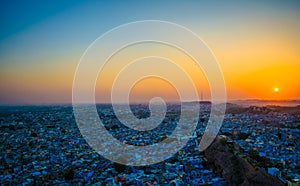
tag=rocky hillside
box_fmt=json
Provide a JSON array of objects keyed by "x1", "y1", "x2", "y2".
[{"x1": 203, "y1": 136, "x2": 284, "y2": 186}]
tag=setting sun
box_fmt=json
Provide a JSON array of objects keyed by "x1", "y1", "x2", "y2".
[{"x1": 274, "y1": 87, "x2": 279, "y2": 93}]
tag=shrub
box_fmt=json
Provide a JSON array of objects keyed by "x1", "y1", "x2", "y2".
[
  {"x1": 64, "y1": 168, "x2": 75, "y2": 180},
  {"x1": 220, "y1": 138, "x2": 227, "y2": 146}
]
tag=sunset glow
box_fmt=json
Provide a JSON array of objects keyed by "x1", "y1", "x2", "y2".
[
  {"x1": 0, "y1": 1, "x2": 300, "y2": 104},
  {"x1": 2, "y1": 3, "x2": 300, "y2": 186}
]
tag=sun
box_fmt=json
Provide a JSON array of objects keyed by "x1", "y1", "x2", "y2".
[{"x1": 274, "y1": 87, "x2": 279, "y2": 93}]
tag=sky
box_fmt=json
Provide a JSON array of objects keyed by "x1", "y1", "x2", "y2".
[{"x1": 0, "y1": 0, "x2": 300, "y2": 104}]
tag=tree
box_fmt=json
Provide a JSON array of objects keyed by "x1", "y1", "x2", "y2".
[
  {"x1": 220, "y1": 138, "x2": 227, "y2": 146},
  {"x1": 237, "y1": 132, "x2": 249, "y2": 140},
  {"x1": 249, "y1": 148, "x2": 260, "y2": 161},
  {"x1": 113, "y1": 162, "x2": 127, "y2": 173}
]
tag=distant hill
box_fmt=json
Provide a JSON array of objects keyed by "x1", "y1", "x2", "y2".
[
  {"x1": 229, "y1": 99, "x2": 300, "y2": 107},
  {"x1": 226, "y1": 104, "x2": 300, "y2": 115}
]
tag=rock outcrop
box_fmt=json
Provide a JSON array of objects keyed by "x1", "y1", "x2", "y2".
[{"x1": 203, "y1": 136, "x2": 284, "y2": 186}]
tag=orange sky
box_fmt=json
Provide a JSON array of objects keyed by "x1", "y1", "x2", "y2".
[{"x1": 0, "y1": 1, "x2": 299, "y2": 104}]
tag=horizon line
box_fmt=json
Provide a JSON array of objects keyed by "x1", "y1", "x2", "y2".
[{"x1": 1, "y1": 99, "x2": 300, "y2": 106}]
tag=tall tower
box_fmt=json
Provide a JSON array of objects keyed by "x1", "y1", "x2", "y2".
[{"x1": 201, "y1": 91, "x2": 203, "y2": 101}]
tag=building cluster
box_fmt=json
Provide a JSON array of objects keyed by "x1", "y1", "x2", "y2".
[
  {"x1": 0, "y1": 105, "x2": 225, "y2": 185},
  {"x1": 220, "y1": 107, "x2": 300, "y2": 185},
  {"x1": 0, "y1": 104, "x2": 299, "y2": 185}
]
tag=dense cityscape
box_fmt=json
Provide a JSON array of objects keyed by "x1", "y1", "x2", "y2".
[
  {"x1": 0, "y1": 103, "x2": 299, "y2": 185},
  {"x1": 1, "y1": 1, "x2": 300, "y2": 186}
]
